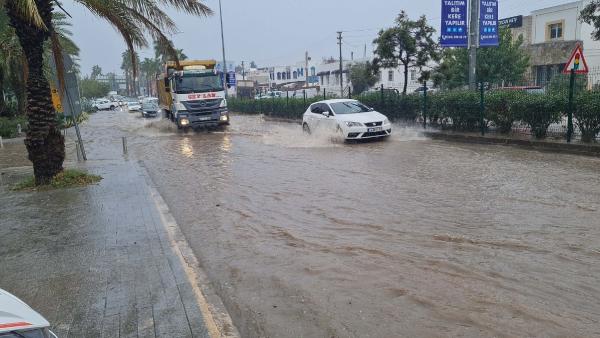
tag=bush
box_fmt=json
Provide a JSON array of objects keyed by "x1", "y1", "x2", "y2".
[
  {"x1": 436, "y1": 91, "x2": 482, "y2": 131},
  {"x1": 512, "y1": 93, "x2": 565, "y2": 139},
  {"x1": 0, "y1": 116, "x2": 27, "y2": 138},
  {"x1": 486, "y1": 91, "x2": 523, "y2": 133},
  {"x1": 574, "y1": 91, "x2": 600, "y2": 142}
]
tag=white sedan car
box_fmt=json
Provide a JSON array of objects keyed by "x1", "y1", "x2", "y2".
[
  {"x1": 0, "y1": 288, "x2": 58, "y2": 337},
  {"x1": 302, "y1": 99, "x2": 392, "y2": 140}
]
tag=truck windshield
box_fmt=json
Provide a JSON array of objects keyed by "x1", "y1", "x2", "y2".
[{"x1": 174, "y1": 75, "x2": 224, "y2": 94}]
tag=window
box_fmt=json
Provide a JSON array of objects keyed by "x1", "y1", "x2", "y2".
[
  {"x1": 277, "y1": 72, "x2": 281, "y2": 80},
  {"x1": 388, "y1": 70, "x2": 394, "y2": 82},
  {"x1": 293, "y1": 71, "x2": 298, "y2": 79},
  {"x1": 548, "y1": 22, "x2": 563, "y2": 40},
  {"x1": 410, "y1": 69, "x2": 417, "y2": 81},
  {"x1": 311, "y1": 67, "x2": 316, "y2": 76}
]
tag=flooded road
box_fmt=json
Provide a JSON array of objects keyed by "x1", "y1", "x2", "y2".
[{"x1": 87, "y1": 110, "x2": 600, "y2": 337}]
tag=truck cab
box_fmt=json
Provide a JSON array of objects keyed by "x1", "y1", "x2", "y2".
[{"x1": 158, "y1": 60, "x2": 229, "y2": 129}]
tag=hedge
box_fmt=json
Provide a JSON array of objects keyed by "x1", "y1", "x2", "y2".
[{"x1": 229, "y1": 90, "x2": 600, "y2": 142}]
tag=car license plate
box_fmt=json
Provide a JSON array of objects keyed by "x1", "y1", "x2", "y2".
[
  {"x1": 368, "y1": 127, "x2": 382, "y2": 132},
  {"x1": 198, "y1": 116, "x2": 212, "y2": 121}
]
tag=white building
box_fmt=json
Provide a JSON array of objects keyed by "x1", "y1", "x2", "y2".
[{"x1": 507, "y1": 1, "x2": 600, "y2": 84}]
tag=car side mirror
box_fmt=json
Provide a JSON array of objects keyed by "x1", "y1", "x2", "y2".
[
  {"x1": 323, "y1": 111, "x2": 330, "y2": 117},
  {"x1": 369, "y1": 107, "x2": 375, "y2": 111}
]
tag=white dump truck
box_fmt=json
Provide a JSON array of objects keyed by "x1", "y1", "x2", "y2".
[{"x1": 157, "y1": 60, "x2": 230, "y2": 130}]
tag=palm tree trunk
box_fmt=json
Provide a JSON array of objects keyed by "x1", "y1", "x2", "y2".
[
  {"x1": 7, "y1": 0, "x2": 65, "y2": 185},
  {"x1": 403, "y1": 63, "x2": 409, "y2": 95}
]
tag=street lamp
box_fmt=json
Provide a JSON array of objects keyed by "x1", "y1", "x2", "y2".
[{"x1": 218, "y1": 0, "x2": 228, "y2": 98}]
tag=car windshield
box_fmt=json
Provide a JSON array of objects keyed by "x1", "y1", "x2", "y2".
[
  {"x1": 330, "y1": 101, "x2": 371, "y2": 114},
  {"x1": 0, "y1": 329, "x2": 46, "y2": 338},
  {"x1": 175, "y1": 74, "x2": 224, "y2": 94}
]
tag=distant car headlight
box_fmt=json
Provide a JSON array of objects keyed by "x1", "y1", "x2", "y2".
[
  {"x1": 345, "y1": 121, "x2": 363, "y2": 127},
  {"x1": 220, "y1": 99, "x2": 227, "y2": 108}
]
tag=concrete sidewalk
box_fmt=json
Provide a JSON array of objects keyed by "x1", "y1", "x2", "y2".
[
  {"x1": 0, "y1": 155, "x2": 237, "y2": 337},
  {"x1": 423, "y1": 130, "x2": 600, "y2": 156}
]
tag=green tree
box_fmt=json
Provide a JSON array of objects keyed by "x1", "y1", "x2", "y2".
[
  {"x1": 373, "y1": 11, "x2": 439, "y2": 95},
  {"x1": 90, "y1": 65, "x2": 102, "y2": 80},
  {"x1": 433, "y1": 28, "x2": 530, "y2": 89},
  {"x1": 4, "y1": 0, "x2": 212, "y2": 185},
  {"x1": 581, "y1": 1, "x2": 600, "y2": 40},
  {"x1": 121, "y1": 50, "x2": 140, "y2": 96},
  {"x1": 80, "y1": 77, "x2": 110, "y2": 99},
  {"x1": 140, "y1": 57, "x2": 161, "y2": 96},
  {"x1": 0, "y1": 8, "x2": 78, "y2": 117},
  {"x1": 349, "y1": 62, "x2": 379, "y2": 95}
]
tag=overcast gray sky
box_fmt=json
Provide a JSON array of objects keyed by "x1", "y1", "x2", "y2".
[{"x1": 62, "y1": 0, "x2": 573, "y2": 75}]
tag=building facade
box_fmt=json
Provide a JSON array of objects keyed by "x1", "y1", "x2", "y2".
[{"x1": 506, "y1": 1, "x2": 600, "y2": 85}]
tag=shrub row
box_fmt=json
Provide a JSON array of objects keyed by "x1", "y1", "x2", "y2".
[{"x1": 229, "y1": 90, "x2": 600, "y2": 142}]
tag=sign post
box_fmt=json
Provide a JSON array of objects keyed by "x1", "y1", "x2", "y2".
[{"x1": 562, "y1": 44, "x2": 589, "y2": 143}]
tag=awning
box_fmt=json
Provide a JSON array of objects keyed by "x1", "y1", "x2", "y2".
[{"x1": 316, "y1": 71, "x2": 330, "y2": 76}]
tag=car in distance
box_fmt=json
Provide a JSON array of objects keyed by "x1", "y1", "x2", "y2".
[
  {"x1": 91, "y1": 98, "x2": 118, "y2": 111},
  {"x1": 126, "y1": 99, "x2": 142, "y2": 112},
  {"x1": 0, "y1": 288, "x2": 58, "y2": 337},
  {"x1": 141, "y1": 98, "x2": 159, "y2": 118},
  {"x1": 302, "y1": 99, "x2": 392, "y2": 140}
]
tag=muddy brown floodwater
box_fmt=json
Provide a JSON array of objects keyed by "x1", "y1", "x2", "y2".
[{"x1": 90, "y1": 111, "x2": 600, "y2": 337}]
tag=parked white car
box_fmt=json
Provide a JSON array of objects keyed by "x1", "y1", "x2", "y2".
[
  {"x1": 126, "y1": 100, "x2": 142, "y2": 112},
  {"x1": 0, "y1": 288, "x2": 58, "y2": 337},
  {"x1": 302, "y1": 99, "x2": 392, "y2": 140},
  {"x1": 91, "y1": 98, "x2": 118, "y2": 111}
]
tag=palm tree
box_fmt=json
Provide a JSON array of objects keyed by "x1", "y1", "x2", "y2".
[
  {"x1": 3, "y1": 0, "x2": 212, "y2": 185},
  {"x1": 1, "y1": 7, "x2": 79, "y2": 117},
  {"x1": 140, "y1": 57, "x2": 160, "y2": 96},
  {"x1": 121, "y1": 50, "x2": 140, "y2": 96}
]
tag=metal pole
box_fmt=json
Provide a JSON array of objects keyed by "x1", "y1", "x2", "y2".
[
  {"x1": 380, "y1": 84, "x2": 384, "y2": 107},
  {"x1": 218, "y1": 0, "x2": 228, "y2": 98},
  {"x1": 423, "y1": 81, "x2": 427, "y2": 129},
  {"x1": 468, "y1": 0, "x2": 479, "y2": 90},
  {"x1": 567, "y1": 69, "x2": 575, "y2": 143},
  {"x1": 480, "y1": 82, "x2": 485, "y2": 136},
  {"x1": 122, "y1": 137, "x2": 128, "y2": 154},
  {"x1": 337, "y1": 31, "x2": 344, "y2": 97},
  {"x1": 241, "y1": 61, "x2": 245, "y2": 81},
  {"x1": 303, "y1": 89, "x2": 306, "y2": 106},
  {"x1": 305, "y1": 51, "x2": 310, "y2": 88},
  {"x1": 323, "y1": 88, "x2": 326, "y2": 100}
]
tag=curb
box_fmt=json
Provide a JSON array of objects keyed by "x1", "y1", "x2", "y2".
[
  {"x1": 424, "y1": 131, "x2": 600, "y2": 157},
  {"x1": 138, "y1": 163, "x2": 240, "y2": 338}
]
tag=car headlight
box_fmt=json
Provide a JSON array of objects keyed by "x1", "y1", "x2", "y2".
[
  {"x1": 180, "y1": 118, "x2": 190, "y2": 126},
  {"x1": 383, "y1": 118, "x2": 390, "y2": 125},
  {"x1": 220, "y1": 99, "x2": 227, "y2": 108},
  {"x1": 345, "y1": 121, "x2": 363, "y2": 127}
]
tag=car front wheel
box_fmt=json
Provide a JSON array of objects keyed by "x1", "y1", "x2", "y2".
[{"x1": 302, "y1": 123, "x2": 311, "y2": 135}]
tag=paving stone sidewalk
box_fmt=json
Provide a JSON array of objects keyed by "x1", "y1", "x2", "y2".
[{"x1": 0, "y1": 158, "x2": 231, "y2": 338}]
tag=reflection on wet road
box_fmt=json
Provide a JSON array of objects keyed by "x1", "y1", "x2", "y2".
[{"x1": 89, "y1": 111, "x2": 600, "y2": 337}]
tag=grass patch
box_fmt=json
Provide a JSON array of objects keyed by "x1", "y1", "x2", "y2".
[{"x1": 13, "y1": 169, "x2": 102, "y2": 191}]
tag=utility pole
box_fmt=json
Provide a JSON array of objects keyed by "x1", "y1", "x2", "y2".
[
  {"x1": 468, "y1": 0, "x2": 479, "y2": 90},
  {"x1": 337, "y1": 31, "x2": 344, "y2": 97},
  {"x1": 242, "y1": 61, "x2": 245, "y2": 81},
  {"x1": 218, "y1": 0, "x2": 228, "y2": 98},
  {"x1": 305, "y1": 51, "x2": 310, "y2": 88}
]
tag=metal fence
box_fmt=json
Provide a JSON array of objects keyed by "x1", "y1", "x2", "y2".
[{"x1": 229, "y1": 69, "x2": 600, "y2": 142}]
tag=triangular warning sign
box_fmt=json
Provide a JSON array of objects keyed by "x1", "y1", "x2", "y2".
[{"x1": 563, "y1": 44, "x2": 589, "y2": 74}]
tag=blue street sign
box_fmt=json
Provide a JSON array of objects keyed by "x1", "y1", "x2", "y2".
[
  {"x1": 226, "y1": 71, "x2": 236, "y2": 87},
  {"x1": 479, "y1": 0, "x2": 499, "y2": 47},
  {"x1": 441, "y1": 0, "x2": 468, "y2": 48}
]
